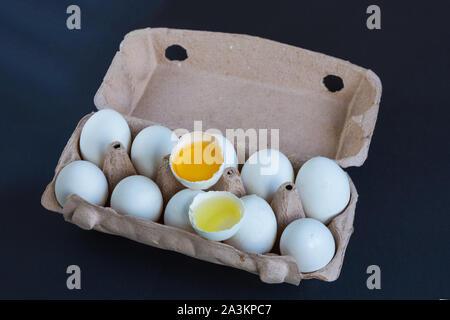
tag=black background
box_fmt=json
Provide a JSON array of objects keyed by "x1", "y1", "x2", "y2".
[{"x1": 1, "y1": 0, "x2": 449, "y2": 299}]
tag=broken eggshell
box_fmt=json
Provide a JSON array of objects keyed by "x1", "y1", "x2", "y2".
[
  {"x1": 169, "y1": 132, "x2": 227, "y2": 190},
  {"x1": 210, "y1": 133, "x2": 238, "y2": 169},
  {"x1": 188, "y1": 191, "x2": 245, "y2": 241}
]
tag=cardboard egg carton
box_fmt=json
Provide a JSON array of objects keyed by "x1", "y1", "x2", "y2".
[{"x1": 41, "y1": 28, "x2": 381, "y2": 285}]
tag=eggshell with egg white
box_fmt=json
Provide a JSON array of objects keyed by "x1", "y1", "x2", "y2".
[{"x1": 189, "y1": 191, "x2": 245, "y2": 241}]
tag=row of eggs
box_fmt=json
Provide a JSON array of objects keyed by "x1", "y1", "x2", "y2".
[{"x1": 55, "y1": 109, "x2": 351, "y2": 273}]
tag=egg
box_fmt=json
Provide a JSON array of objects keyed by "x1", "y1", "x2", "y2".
[
  {"x1": 164, "y1": 189, "x2": 204, "y2": 232},
  {"x1": 80, "y1": 109, "x2": 131, "y2": 167},
  {"x1": 131, "y1": 125, "x2": 179, "y2": 179},
  {"x1": 241, "y1": 149, "x2": 294, "y2": 202},
  {"x1": 110, "y1": 175, "x2": 163, "y2": 221},
  {"x1": 54, "y1": 160, "x2": 108, "y2": 207},
  {"x1": 224, "y1": 195, "x2": 277, "y2": 254},
  {"x1": 189, "y1": 191, "x2": 245, "y2": 241},
  {"x1": 295, "y1": 156, "x2": 350, "y2": 224},
  {"x1": 210, "y1": 133, "x2": 238, "y2": 169},
  {"x1": 170, "y1": 132, "x2": 228, "y2": 190},
  {"x1": 280, "y1": 218, "x2": 335, "y2": 273}
]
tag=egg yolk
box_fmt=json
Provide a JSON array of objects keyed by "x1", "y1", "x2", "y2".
[
  {"x1": 172, "y1": 141, "x2": 224, "y2": 182},
  {"x1": 193, "y1": 197, "x2": 242, "y2": 232}
]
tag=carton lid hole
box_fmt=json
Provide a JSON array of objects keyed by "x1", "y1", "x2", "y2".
[
  {"x1": 165, "y1": 44, "x2": 188, "y2": 61},
  {"x1": 323, "y1": 75, "x2": 344, "y2": 92}
]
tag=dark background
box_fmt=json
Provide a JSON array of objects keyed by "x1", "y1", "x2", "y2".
[{"x1": 1, "y1": 0, "x2": 449, "y2": 299}]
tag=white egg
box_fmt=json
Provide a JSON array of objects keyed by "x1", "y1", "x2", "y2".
[
  {"x1": 189, "y1": 191, "x2": 245, "y2": 241},
  {"x1": 164, "y1": 189, "x2": 204, "y2": 232},
  {"x1": 131, "y1": 125, "x2": 179, "y2": 179},
  {"x1": 241, "y1": 149, "x2": 294, "y2": 202},
  {"x1": 280, "y1": 218, "x2": 335, "y2": 273},
  {"x1": 80, "y1": 109, "x2": 131, "y2": 167},
  {"x1": 55, "y1": 160, "x2": 108, "y2": 207},
  {"x1": 224, "y1": 195, "x2": 277, "y2": 254},
  {"x1": 111, "y1": 175, "x2": 163, "y2": 221},
  {"x1": 169, "y1": 132, "x2": 227, "y2": 190},
  {"x1": 211, "y1": 133, "x2": 238, "y2": 169},
  {"x1": 295, "y1": 156, "x2": 350, "y2": 224}
]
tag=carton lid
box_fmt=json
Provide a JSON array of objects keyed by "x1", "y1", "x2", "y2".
[{"x1": 94, "y1": 28, "x2": 381, "y2": 169}]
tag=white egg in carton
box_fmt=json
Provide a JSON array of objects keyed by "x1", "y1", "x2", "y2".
[{"x1": 42, "y1": 28, "x2": 381, "y2": 285}]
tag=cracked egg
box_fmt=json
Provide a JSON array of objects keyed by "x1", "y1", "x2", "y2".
[
  {"x1": 188, "y1": 191, "x2": 245, "y2": 241},
  {"x1": 170, "y1": 132, "x2": 227, "y2": 190}
]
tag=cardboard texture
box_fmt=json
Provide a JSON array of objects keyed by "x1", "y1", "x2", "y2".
[
  {"x1": 42, "y1": 28, "x2": 381, "y2": 285},
  {"x1": 270, "y1": 182, "x2": 305, "y2": 253},
  {"x1": 102, "y1": 142, "x2": 137, "y2": 191}
]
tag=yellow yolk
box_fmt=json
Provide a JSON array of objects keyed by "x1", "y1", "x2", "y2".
[
  {"x1": 172, "y1": 141, "x2": 224, "y2": 182},
  {"x1": 193, "y1": 196, "x2": 242, "y2": 232}
]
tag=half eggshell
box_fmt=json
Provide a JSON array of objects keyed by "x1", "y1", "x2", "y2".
[
  {"x1": 188, "y1": 191, "x2": 245, "y2": 241},
  {"x1": 169, "y1": 132, "x2": 227, "y2": 190}
]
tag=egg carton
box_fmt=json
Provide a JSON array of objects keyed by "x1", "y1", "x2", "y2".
[{"x1": 41, "y1": 28, "x2": 381, "y2": 285}]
